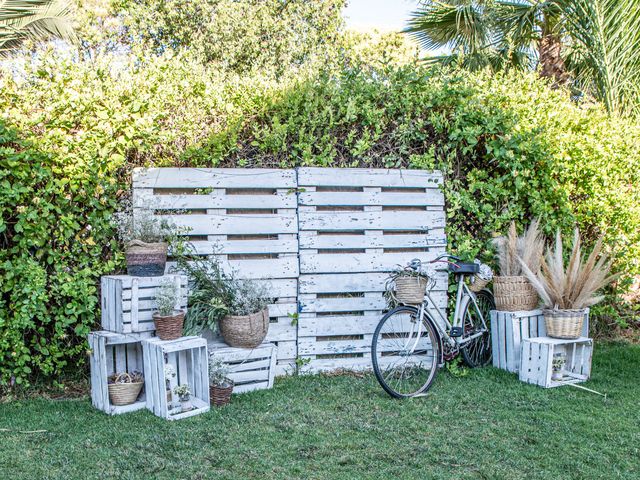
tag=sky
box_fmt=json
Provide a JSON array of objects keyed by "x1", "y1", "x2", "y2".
[{"x1": 343, "y1": 0, "x2": 421, "y2": 33}]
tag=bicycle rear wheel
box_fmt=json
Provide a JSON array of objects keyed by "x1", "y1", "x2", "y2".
[
  {"x1": 371, "y1": 306, "x2": 440, "y2": 398},
  {"x1": 461, "y1": 290, "x2": 495, "y2": 367}
]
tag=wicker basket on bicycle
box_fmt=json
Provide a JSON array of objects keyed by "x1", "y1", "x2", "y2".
[{"x1": 394, "y1": 276, "x2": 428, "y2": 305}]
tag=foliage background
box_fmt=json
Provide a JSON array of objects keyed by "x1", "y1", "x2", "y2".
[{"x1": 1, "y1": 0, "x2": 638, "y2": 385}]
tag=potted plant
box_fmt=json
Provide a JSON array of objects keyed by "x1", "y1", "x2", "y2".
[
  {"x1": 209, "y1": 357, "x2": 234, "y2": 407},
  {"x1": 107, "y1": 370, "x2": 144, "y2": 406},
  {"x1": 551, "y1": 352, "x2": 566, "y2": 381},
  {"x1": 492, "y1": 220, "x2": 545, "y2": 311},
  {"x1": 520, "y1": 229, "x2": 616, "y2": 339},
  {"x1": 173, "y1": 384, "x2": 192, "y2": 412},
  {"x1": 113, "y1": 198, "x2": 178, "y2": 277},
  {"x1": 153, "y1": 278, "x2": 185, "y2": 340},
  {"x1": 176, "y1": 253, "x2": 273, "y2": 348}
]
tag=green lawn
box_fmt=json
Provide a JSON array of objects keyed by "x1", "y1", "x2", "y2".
[{"x1": 1, "y1": 343, "x2": 638, "y2": 479}]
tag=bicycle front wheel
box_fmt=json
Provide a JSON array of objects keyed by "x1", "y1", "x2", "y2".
[{"x1": 371, "y1": 306, "x2": 441, "y2": 398}]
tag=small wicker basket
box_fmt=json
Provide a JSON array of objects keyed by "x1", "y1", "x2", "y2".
[
  {"x1": 394, "y1": 276, "x2": 427, "y2": 304},
  {"x1": 543, "y1": 308, "x2": 586, "y2": 339},
  {"x1": 493, "y1": 275, "x2": 539, "y2": 311},
  {"x1": 220, "y1": 308, "x2": 269, "y2": 348},
  {"x1": 153, "y1": 310, "x2": 185, "y2": 341},
  {"x1": 468, "y1": 275, "x2": 490, "y2": 293},
  {"x1": 108, "y1": 373, "x2": 144, "y2": 406},
  {"x1": 210, "y1": 380, "x2": 234, "y2": 407}
]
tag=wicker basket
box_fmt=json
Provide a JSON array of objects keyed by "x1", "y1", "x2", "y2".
[
  {"x1": 108, "y1": 373, "x2": 144, "y2": 406},
  {"x1": 125, "y1": 240, "x2": 168, "y2": 277},
  {"x1": 220, "y1": 307, "x2": 269, "y2": 348},
  {"x1": 153, "y1": 310, "x2": 185, "y2": 341},
  {"x1": 468, "y1": 275, "x2": 490, "y2": 293},
  {"x1": 543, "y1": 308, "x2": 586, "y2": 339},
  {"x1": 493, "y1": 275, "x2": 539, "y2": 311},
  {"x1": 394, "y1": 276, "x2": 427, "y2": 304},
  {"x1": 210, "y1": 380, "x2": 234, "y2": 406}
]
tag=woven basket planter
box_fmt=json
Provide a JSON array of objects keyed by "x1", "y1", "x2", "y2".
[
  {"x1": 394, "y1": 276, "x2": 427, "y2": 304},
  {"x1": 125, "y1": 240, "x2": 168, "y2": 277},
  {"x1": 543, "y1": 308, "x2": 586, "y2": 339},
  {"x1": 220, "y1": 307, "x2": 269, "y2": 348},
  {"x1": 108, "y1": 374, "x2": 144, "y2": 406},
  {"x1": 210, "y1": 380, "x2": 234, "y2": 407},
  {"x1": 493, "y1": 276, "x2": 539, "y2": 311},
  {"x1": 468, "y1": 276, "x2": 490, "y2": 293},
  {"x1": 153, "y1": 310, "x2": 185, "y2": 341}
]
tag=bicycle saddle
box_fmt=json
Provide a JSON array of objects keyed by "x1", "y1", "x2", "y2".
[{"x1": 448, "y1": 262, "x2": 479, "y2": 274}]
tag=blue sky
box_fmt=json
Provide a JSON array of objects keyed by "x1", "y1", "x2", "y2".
[{"x1": 343, "y1": 0, "x2": 421, "y2": 32}]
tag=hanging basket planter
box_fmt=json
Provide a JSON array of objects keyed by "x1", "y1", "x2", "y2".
[
  {"x1": 153, "y1": 310, "x2": 185, "y2": 340},
  {"x1": 493, "y1": 275, "x2": 539, "y2": 311},
  {"x1": 125, "y1": 240, "x2": 168, "y2": 277},
  {"x1": 543, "y1": 308, "x2": 586, "y2": 339},
  {"x1": 220, "y1": 307, "x2": 269, "y2": 348}
]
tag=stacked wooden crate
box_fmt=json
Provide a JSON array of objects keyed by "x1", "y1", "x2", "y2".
[{"x1": 296, "y1": 168, "x2": 448, "y2": 372}]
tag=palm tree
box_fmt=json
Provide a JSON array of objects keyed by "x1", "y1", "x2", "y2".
[
  {"x1": 405, "y1": 0, "x2": 640, "y2": 116},
  {"x1": 0, "y1": 0, "x2": 75, "y2": 55}
]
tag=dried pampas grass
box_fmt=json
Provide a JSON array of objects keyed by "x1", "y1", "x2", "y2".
[
  {"x1": 494, "y1": 219, "x2": 544, "y2": 276},
  {"x1": 519, "y1": 229, "x2": 617, "y2": 310}
]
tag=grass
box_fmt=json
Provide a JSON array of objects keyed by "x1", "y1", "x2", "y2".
[{"x1": 0, "y1": 343, "x2": 639, "y2": 479}]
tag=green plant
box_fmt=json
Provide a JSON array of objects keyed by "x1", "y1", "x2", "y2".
[
  {"x1": 155, "y1": 279, "x2": 179, "y2": 316},
  {"x1": 520, "y1": 229, "x2": 617, "y2": 310},
  {"x1": 173, "y1": 383, "x2": 191, "y2": 399},
  {"x1": 208, "y1": 357, "x2": 231, "y2": 387},
  {"x1": 493, "y1": 219, "x2": 545, "y2": 277},
  {"x1": 112, "y1": 198, "x2": 178, "y2": 245}
]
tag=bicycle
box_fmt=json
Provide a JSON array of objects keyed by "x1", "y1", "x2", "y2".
[{"x1": 371, "y1": 254, "x2": 495, "y2": 398}]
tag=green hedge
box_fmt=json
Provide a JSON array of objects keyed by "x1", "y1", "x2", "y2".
[{"x1": 1, "y1": 51, "x2": 639, "y2": 385}]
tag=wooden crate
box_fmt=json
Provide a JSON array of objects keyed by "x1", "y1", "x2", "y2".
[
  {"x1": 142, "y1": 336, "x2": 210, "y2": 420},
  {"x1": 519, "y1": 337, "x2": 593, "y2": 388},
  {"x1": 208, "y1": 341, "x2": 277, "y2": 393},
  {"x1": 101, "y1": 274, "x2": 188, "y2": 334},
  {"x1": 88, "y1": 331, "x2": 153, "y2": 415},
  {"x1": 297, "y1": 168, "x2": 448, "y2": 372},
  {"x1": 491, "y1": 309, "x2": 590, "y2": 373},
  {"x1": 133, "y1": 168, "x2": 298, "y2": 374}
]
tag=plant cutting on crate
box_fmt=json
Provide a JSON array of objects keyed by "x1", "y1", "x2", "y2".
[
  {"x1": 520, "y1": 228, "x2": 617, "y2": 339},
  {"x1": 492, "y1": 220, "x2": 544, "y2": 311},
  {"x1": 153, "y1": 278, "x2": 186, "y2": 340},
  {"x1": 209, "y1": 357, "x2": 233, "y2": 407}
]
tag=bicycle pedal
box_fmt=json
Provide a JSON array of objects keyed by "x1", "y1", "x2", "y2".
[{"x1": 449, "y1": 327, "x2": 464, "y2": 338}]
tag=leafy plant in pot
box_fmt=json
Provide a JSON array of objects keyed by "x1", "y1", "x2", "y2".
[
  {"x1": 173, "y1": 384, "x2": 192, "y2": 412},
  {"x1": 209, "y1": 357, "x2": 233, "y2": 406},
  {"x1": 113, "y1": 198, "x2": 179, "y2": 277},
  {"x1": 176, "y1": 253, "x2": 273, "y2": 348},
  {"x1": 153, "y1": 279, "x2": 185, "y2": 340},
  {"x1": 492, "y1": 220, "x2": 545, "y2": 311},
  {"x1": 519, "y1": 229, "x2": 617, "y2": 339}
]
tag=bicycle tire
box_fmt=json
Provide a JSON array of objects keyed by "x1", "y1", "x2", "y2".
[
  {"x1": 371, "y1": 305, "x2": 441, "y2": 398},
  {"x1": 460, "y1": 289, "x2": 495, "y2": 368}
]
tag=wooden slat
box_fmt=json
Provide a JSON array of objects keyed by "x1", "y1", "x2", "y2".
[
  {"x1": 298, "y1": 167, "x2": 443, "y2": 188},
  {"x1": 298, "y1": 210, "x2": 445, "y2": 231},
  {"x1": 299, "y1": 191, "x2": 444, "y2": 207},
  {"x1": 133, "y1": 168, "x2": 296, "y2": 188},
  {"x1": 135, "y1": 190, "x2": 296, "y2": 210}
]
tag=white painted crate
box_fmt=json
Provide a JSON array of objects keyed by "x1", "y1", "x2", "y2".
[
  {"x1": 491, "y1": 309, "x2": 590, "y2": 373},
  {"x1": 101, "y1": 274, "x2": 188, "y2": 334},
  {"x1": 142, "y1": 336, "x2": 210, "y2": 420},
  {"x1": 133, "y1": 168, "x2": 298, "y2": 374},
  {"x1": 87, "y1": 331, "x2": 154, "y2": 415},
  {"x1": 208, "y1": 341, "x2": 277, "y2": 394},
  {"x1": 297, "y1": 168, "x2": 448, "y2": 372},
  {"x1": 519, "y1": 337, "x2": 593, "y2": 388}
]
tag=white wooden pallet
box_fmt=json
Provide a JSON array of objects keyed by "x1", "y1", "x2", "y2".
[
  {"x1": 88, "y1": 331, "x2": 154, "y2": 415},
  {"x1": 133, "y1": 168, "x2": 299, "y2": 373},
  {"x1": 491, "y1": 309, "x2": 590, "y2": 373},
  {"x1": 208, "y1": 341, "x2": 277, "y2": 393},
  {"x1": 142, "y1": 336, "x2": 210, "y2": 420},
  {"x1": 101, "y1": 274, "x2": 188, "y2": 333},
  {"x1": 297, "y1": 168, "x2": 448, "y2": 372},
  {"x1": 519, "y1": 336, "x2": 593, "y2": 388}
]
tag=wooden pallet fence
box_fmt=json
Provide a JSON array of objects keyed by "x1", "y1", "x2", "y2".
[
  {"x1": 142, "y1": 336, "x2": 210, "y2": 420},
  {"x1": 209, "y1": 341, "x2": 277, "y2": 394},
  {"x1": 101, "y1": 274, "x2": 187, "y2": 334},
  {"x1": 88, "y1": 331, "x2": 153, "y2": 415},
  {"x1": 491, "y1": 309, "x2": 590, "y2": 373},
  {"x1": 297, "y1": 168, "x2": 448, "y2": 372},
  {"x1": 133, "y1": 168, "x2": 299, "y2": 375},
  {"x1": 519, "y1": 337, "x2": 593, "y2": 388}
]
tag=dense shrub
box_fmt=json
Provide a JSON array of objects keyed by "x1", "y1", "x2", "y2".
[{"x1": 1, "y1": 49, "x2": 638, "y2": 385}]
